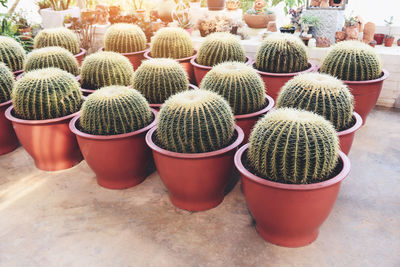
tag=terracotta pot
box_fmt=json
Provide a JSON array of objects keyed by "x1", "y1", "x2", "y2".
[
  {"x1": 235, "y1": 144, "x2": 351, "y2": 247},
  {"x1": 338, "y1": 112, "x2": 362, "y2": 155},
  {"x1": 255, "y1": 62, "x2": 317, "y2": 101},
  {"x1": 146, "y1": 125, "x2": 244, "y2": 211},
  {"x1": 99, "y1": 44, "x2": 149, "y2": 70},
  {"x1": 207, "y1": 0, "x2": 225, "y2": 11},
  {"x1": 384, "y1": 36, "x2": 395, "y2": 47},
  {"x1": 109, "y1": 6, "x2": 120, "y2": 18},
  {"x1": 74, "y1": 48, "x2": 87, "y2": 66},
  {"x1": 191, "y1": 56, "x2": 253, "y2": 85},
  {"x1": 0, "y1": 100, "x2": 19, "y2": 155},
  {"x1": 397, "y1": 39, "x2": 400, "y2": 46},
  {"x1": 243, "y1": 13, "x2": 276, "y2": 29},
  {"x1": 374, "y1": 33, "x2": 385, "y2": 45},
  {"x1": 329, "y1": 0, "x2": 344, "y2": 7},
  {"x1": 149, "y1": 84, "x2": 198, "y2": 110},
  {"x1": 5, "y1": 107, "x2": 82, "y2": 171},
  {"x1": 70, "y1": 110, "x2": 157, "y2": 189},
  {"x1": 235, "y1": 95, "x2": 274, "y2": 143},
  {"x1": 144, "y1": 50, "x2": 197, "y2": 85}
]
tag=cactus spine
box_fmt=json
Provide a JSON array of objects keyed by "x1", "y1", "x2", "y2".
[
  {"x1": 12, "y1": 68, "x2": 83, "y2": 120},
  {"x1": 0, "y1": 63, "x2": 14, "y2": 103},
  {"x1": 150, "y1": 27, "x2": 194, "y2": 59},
  {"x1": 34, "y1": 28, "x2": 80, "y2": 55},
  {"x1": 0, "y1": 36, "x2": 26, "y2": 72},
  {"x1": 104, "y1": 23, "x2": 147, "y2": 53},
  {"x1": 200, "y1": 62, "x2": 265, "y2": 115},
  {"x1": 255, "y1": 33, "x2": 308, "y2": 73},
  {"x1": 157, "y1": 89, "x2": 235, "y2": 153},
  {"x1": 248, "y1": 108, "x2": 339, "y2": 184}
]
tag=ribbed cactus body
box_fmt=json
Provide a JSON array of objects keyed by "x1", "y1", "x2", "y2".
[
  {"x1": 255, "y1": 33, "x2": 308, "y2": 73},
  {"x1": 248, "y1": 108, "x2": 339, "y2": 184},
  {"x1": 197, "y1": 32, "x2": 246, "y2": 67},
  {"x1": 80, "y1": 86, "x2": 153, "y2": 135},
  {"x1": 133, "y1": 58, "x2": 189, "y2": 104},
  {"x1": 80, "y1": 51, "x2": 134, "y2": 90},
  {"x1": 277, "y1": 73, "x2": 354, "y2": 131},
  {"x1": 34, "y1": 28, "x2": 80, "y2": 55},
  {"x1": 0, "y1": 63, "x2": 14, "y2": 103},
  {"x1": 24, "y1": 46, "x2": 80, "y2": 76},
  {"x1": 12, "y1": 68, "x2": 82, "y2": 120},
  {"x1": 151, "y1": 27, "x2": 194, "y2": 59},
  {"x1": 104, "y1": 23, "x2": 147, "y2": 53},
  {"x1": 200, "y1": 62, "x2": 265, "y2": 115},
  {"x1": 320, "y1": 40, "x2": 382, "y2": 81},
  {"x1": 0, "y1": 36, "x2": 26, "y2": 72},
  {"x1": 157, "y1": 90, "x2": 235, "y2": 153}
]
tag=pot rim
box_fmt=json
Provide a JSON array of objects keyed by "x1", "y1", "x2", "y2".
[
  {"x1": 315, "y1": 67, "x2": 389, "y2": 84},
  {"x1": 149, "y1": 84, "x2": 199, "y2": 108},
  {"x1": 98, "y1": 44, "x2": 150, "y2": 56},
  {"x1": 5, "y1": 106, "x2": 80, "y2": 125},
  {"x1": 0, "y1": 99, "x2": 12, "y2": 108},
  {"x1": 338, "y1": 112, "x2": 362, "y2": 136},
  {"x1": 146, "y1": 125, "x2": 244, "y2": 159},
  {"x1": 234, "y1": 95, "x2": 275, "y2": 119},
  {"x1": 235, "y1": 144, "x2": 351, "y2": 191},
  {"x1": 13, "y1": 69, "x2": 24, "y2": 76},
  {"x1": 74, "y1": 47, "x2": 87, "y2": 57},
  {"x1": 190, "y1": 55, "x2": 253, "y2": 71},
  {"x1": 255, "y1": 61, "x2": 316, "y2": 77},
  {"x1": 144, "y1": 49, "x2": 198, "y2": 63},
  {"x1": 69, "y1": 108, "x2": 158, "y2": 140}
]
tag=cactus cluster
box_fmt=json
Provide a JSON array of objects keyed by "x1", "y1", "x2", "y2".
[
  {"x1": 133, "y1": 58, "x2": 189, "y2": 104},
  {"x1": 277, "y1": 73, "x2": 354, "y2": 131},
  {"x1": 255, "y1": 33, "x2": 308, "y2": 73},
  {"x1": 157, "y1": 89, "x2": 235, "y2": 153},
  {"x1": 200, "y1": 62, "x2": 265, "y2": 115},
  {"x1": 80, "y1": 86, "x2": 153, "y2": 135},
  {"x1": 248, "y1": 108, "x2": 339, "y2": 184},
  {"x1": 196, "y1": 32, "x2": 246, "y2": 67},
  {"x1": 320, "y1": 40, "x2": 382, "y2": 81},
  {"x1": 34, "y1": 28, "x2": 80, "y2": 55},
  {"x1": 0, "y1": 36, "x2": 26, "y2": 72},
  {"x1": 24, "y1": 46, "x2": 80, "y2": 76},
  {"x1": 80, "y1": 51, "x2": 134, "y2": 90},
  {"x1": 12, "y1": 68, "x2": 82, "y2": 120},
  {"x1": 104, "y1": 23, "x2": 147, "y2": 53},
  {"x1": 150, "y1": 27, "x2": 194, "y2": 59},
  {"x1": 0, "y1": 63, "x2": 15, "y2": 103}
]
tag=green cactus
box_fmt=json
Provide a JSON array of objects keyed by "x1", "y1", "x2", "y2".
[
  {"x1": 80, "y1": 86, "x2": 153, "y2": 135},
  {"x1": 0, "y1": 62, "x2": 15, "y2": 103},
  {"x1": 12, "y1": 68, "x2": 83, "y2": 120},
  {"x1": 24, "y1": 46, "x2": 80, "y2": 76},
  {"x1": 132, "y1": 58, "x2": 189, "y2": 104},
  {"x1": 0, "y1": 36, "x2": 26, "y2": 72},
  {"x1": 255, "y1": 33, "x2": 308, "y2": 73},
  {"x1": 196, "y1": 32, "x2": 246, "y2": 67},
  {"x1": 276, "y1": 73, "x2": 354, "y2": 131},
  {"x1": 200, "y1": 62, "x2": 265, "y2": 115},
  {"x1": 248, "y1": 108, "x2": 339, "y2": 184},
  {"x1": 157, "y1": 89, "x2": 235, "y2": 153},
  {"x1": 320, "y1": 40, "x2": 382, "y2": 81},
  {"x1": 150, "y1": 27, "x2": 194, "y2": 59},
  {"x1": 80, "y1": 51, "x2": 134, "y2": 90},
  {"x1": 34, "y1": 27, "x2": 80, "y2": 55},
  {"x1": 104, "y1": 23, "x2": 147, "y2": 53}
]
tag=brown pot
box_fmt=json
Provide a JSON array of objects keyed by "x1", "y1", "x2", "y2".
[
  {"x1": 207, "y1": 0, "x2": 225, "y2": 11},
  {"x1": 243, "y1": 13, "x2": 276, "y2": 29},
  {"x1": 99, "y1": 44, "x2": 150, "y2": 70},
  {"x1": 74, "y1": 48, "x2": 87, "y2": 66},
  {"x1": 0, "y1": 100, "x2": 18, "y2": 155},
  {"x1": 384, "y1": 36, "x2": 395, "y2": 47},
  {"x1": 329, "y1": 0, "x2": 344, "y2": 7},
  {"x1": 109, "y1": 6, "x2": 120, "y2": 18},
  {"x1": 344, "y1": 25, "x2": 359, "y2": 40}
]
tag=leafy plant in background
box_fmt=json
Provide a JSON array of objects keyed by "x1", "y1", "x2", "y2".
[
  {"x1": 36, "y1": 0, "x2": 51, "y2": 10},
  {"x1": 49, "y1": 0, "x2": 72, "y2": 11},
  {"x1": 0, "y1": 0, "x2": 7, "y2": 8},
  {"x1": 0, "y1": 14, "x2": 34, "y2": 52},
  {"x1": 384, "y1": 16, "x2": 394, "y2": 38},
  {"x1": 271, "y1": 0, "x2": 305, "y2": 14},
  {"x1": 289, "y1": 5, "x2": 303, "y2": 29},
  {"x1": 300, "y1": 14, "x2": 320, "y2": 27}
]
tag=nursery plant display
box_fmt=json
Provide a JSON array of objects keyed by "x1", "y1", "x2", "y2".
[
  {"x1": 70, "y1": 86, "x2": 157, "y2": 189},
  {"x1": 146, "y1": 89, "x2": 244, "y2": 211},
  {"x1": 5, "y1": 68, "x2": 83, "y2": 171},
  {"x1": 0, "y1": 36, "x2": 26, "y2": 74},
  {"x1": 243, "y1": 0, "x2": 276, "y2": 29},
  {"x1": 235, "y1": 108, "x2": 351, "y2": 247},
  {"x1": 320, "y1": 40, "x2": 388, "y2": 124}
]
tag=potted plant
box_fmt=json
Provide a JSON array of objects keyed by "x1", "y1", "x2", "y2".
[
  {"x1": 207, "y1": 0, "x2": 225, "y2": 11},
  {"x1": 300, "y1": 14, "x2": 320, "y2": 44},
  {"x1": 235, "y1": 108, "x2": 351, "y2": 247},
  {"x1": 343, "y1": 15, "x2": 360, "y2": 41},
  {"x1": 279, "y1": 24, "x2": 296, "y2": 34},
  {"x1": 243, "y1": 0, "x2": 276, "y2": 29},
  {"x1": 384, "y1": 16, "x2": 395, "y2": 47},
  {"x1": 197, "y1": 14, "x2": 216, "y2": 37},
  {"x1": 320, "y1": 40, "x2": 389, "y2": 125},
  {"x1": 200, "y1": 62, "x2": 274, "y2": 142},
  {"x1": 0, "y1": 36, "x2": 26, "y2": 76},
  {"x1": 39, "y1": 0, "x2": 80, "y2": 29},
  {"x1": 70, "y1": 86, "x2": 157, "y2": 189},
  {"x1": 288, "y1": 6, "x2": 303, "y2": 32},
  {"x1": 374, "y1": 33, "x2": 385, "y2": 45},
  {"x1": 146, "y1": 90, "x2": 244, "y2": 211},
  {"x1": 5, "y1": 68, "x2": 83, "y2": 171},
  {"x1": 226, "y1": 0, "x2": 239, "y2": 10}
]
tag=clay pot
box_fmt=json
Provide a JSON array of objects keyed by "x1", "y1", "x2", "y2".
[
  {"x1": 243, "y1": 13, "x2": 276, "y2": 29},
  {"x1": 338, "y1": 112, "x2": 362, "y2": 155},
  {"x1": 344, "y1": 25, "x2": 359, "y2": 40},
  {"x1": 70, "y1": 110, "x2": 157, "y2": 189},
  {"x1": 373, "y1": 33, "x2": 385, "y2": 45},
  {"x1": 362, "y1": 22, "x2": 376, "y2": 44},
  {"x1": 191, "y1": 56, "x2": 253, "y2": 85},
  {"x1": 397, "y1": 39, "x2": 400, "y2": 46},
  {"x1": 384, "y1": 36, "x2": 395, "y2": 47},
  {"x1": 0, "y1": 100, "x2": 18, "y2": 155},
  {"x1": 146, "y1": 125, "x2": 244, "y2": 211},
  {"x1": 74, "y1": 48, "x2": 87, "y2": 66},
  {"x1": 320, "y1": 0, "x2": 329, "y2": 7},
  {"x1": 149, "y1": 84, "x2": 198, "y2": 110},
  {"x1": 329, "y1": 0, "x2": 344, "y2": 7},
  {"x1": 99, "y1": 44, "x2": 149, "y2": 70},
  {"x1": 5, "y1": 107, "x2": 83, "y2": 171},
  {"x1": 109, "y1": 6, "x2": 120, "y2": 18},
  {"x1": 207, "y1": 0, "x2": 225, "y2": 11},
  {"x1": 235, "y1": 144, "x2": 351, "y2": 247}
]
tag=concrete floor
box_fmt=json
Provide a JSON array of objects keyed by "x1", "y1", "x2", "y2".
[{"x1": 0, "y1": 107, "x2": 399, "y2": 267}]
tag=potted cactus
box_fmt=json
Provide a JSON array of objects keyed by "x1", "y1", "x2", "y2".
[
  {"x1": 70, "y1": 86, "x2": 157, "y2": 189},
  {"x1": 5, "y1": 68, "x2": 83, "y2": 171},
  {"x1": 146, "y1": 90, "x2": 244, "y2": 211},
  {"x1": 190, "y1": 32, "x2": 252, "y2": 85},
  {"x1": 320, "y1": 40, "x2": 389, "y2": 125},
  {"x1": 0, "y1": 36, "x2": 26, "y2": 76},
  {"x1": 276, "y1": 73, "x2": 362, "y2": 154},
  {"x1": 254, "y1": 33, "x2": 315, "y2": 101},
  {"x1": 100, "y1": 23, "x2": 149, "y2": 70},
  {"x1": 144, "y1": 27, "x2": 196, "y2": 84},
  {"x1": 200, "y1": 62, "x2": 274, "y2": 142},
  {"x1": 234, "y1": 108, "x2": 351, "y2": 247},
  {"x1": 79, "y1": 51, "x2": 134, "y2": 95},
  {"x1": 34, "y1": 27, "x2": 86, "y2": 65}
]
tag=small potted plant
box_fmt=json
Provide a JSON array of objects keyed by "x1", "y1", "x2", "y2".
[
  {"x1": 384, "y1": 16, "x2": 395, "y2": 47},
  {"x1": 226, "y1": 0, "x2": 239, "y2": 10},
  {"x1": 0, "y1": 36, "x2": 26, "y2": 76},
  {"x1": 243, "y1": 0, "x2": 276, "y2": 29},
  {"x1": 39, "y1": 0, "x2": 80, "y2": 29},
  {"x1": 300, "y1": 14, "x2": 320, "y2": 44},
  {"x1": 279, "y1": 24, "x2": 296, "y2": 34},
  {"x1": 343, "y1": 14, "x2": 360, "y2": 40}
]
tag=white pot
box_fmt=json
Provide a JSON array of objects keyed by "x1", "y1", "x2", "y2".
[{"x1": 40, "y1": 7, "x2": 80, "y2": 29}]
